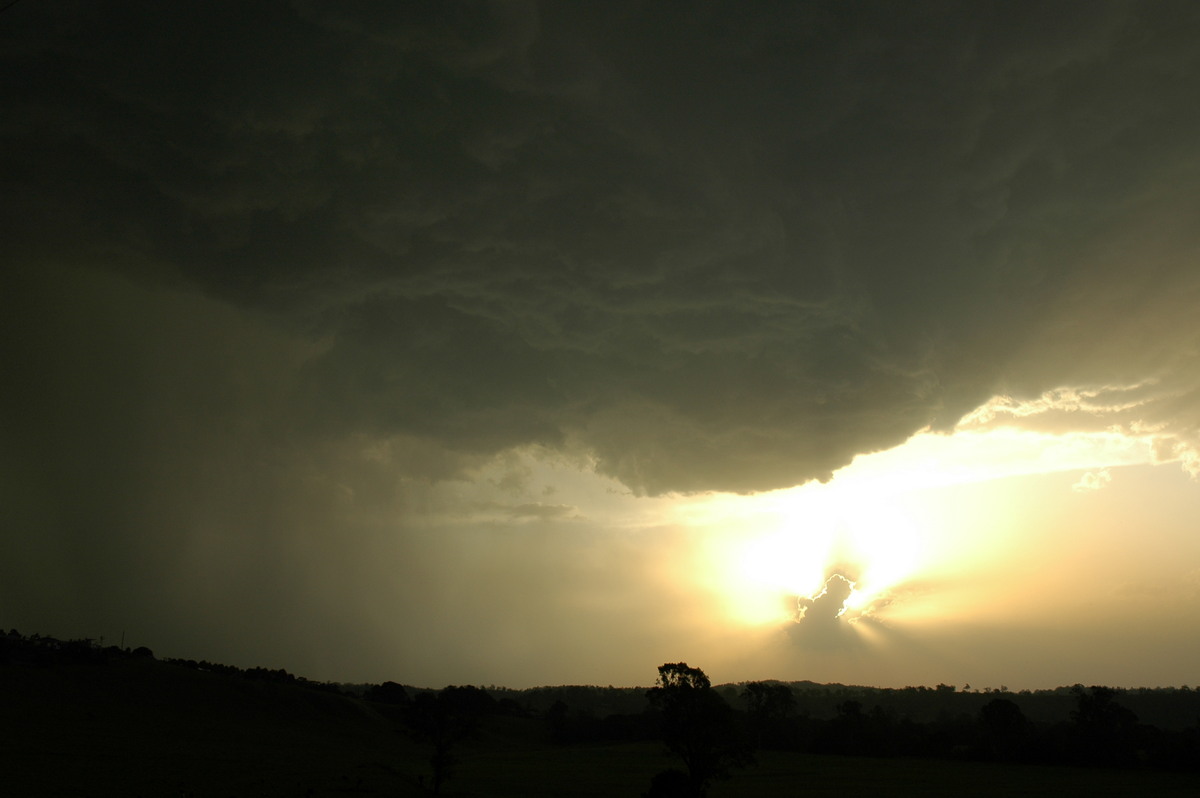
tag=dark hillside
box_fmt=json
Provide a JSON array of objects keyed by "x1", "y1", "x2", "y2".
[
  {"x1": 0, "y1": 650, "x2": 425, "y2": 796},
  {"x1": 2, "y1": 635, "x2": 1198, "y2": 796}
]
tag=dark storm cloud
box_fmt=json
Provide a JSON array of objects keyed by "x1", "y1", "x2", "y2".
[{"x1": 7, "y1": 1, "x2": 1200, "y2": 496}]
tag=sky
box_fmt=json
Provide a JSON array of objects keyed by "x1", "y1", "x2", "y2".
[{"x1": 3, "y1": 1, "x2": 1200, "y2": 691}]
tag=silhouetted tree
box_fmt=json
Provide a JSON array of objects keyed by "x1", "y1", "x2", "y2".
[
  {"x1": 978, "y1": 697, "x2": 1029, "y2": 761},
  {"x1": 405, "y1": 688, "x2": 488, "y2": 794},
  {"x1": 438, "y1": 684, "x2": 497, "y2": 717},
  {"x1": 743, "y1": 682, "x2": 797, "y2": 750},
  {"x1": 365, "y1": 680, "x2": 409, "y2": 705},
  {"x1": 1069, "y1": 686, "x2": 1140, "y2": 766},
  {"x1": 646, "y1": 663, "x2": 751, "y2": 797},
  {"x1": 545, "y1": 699, "x2": 569, "y2": 742},
  {"x1": 815, "y1": 699, "x2": 861, "y2": 755}
]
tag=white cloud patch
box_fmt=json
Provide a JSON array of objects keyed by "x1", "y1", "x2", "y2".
[
  {"x1": 957, "y1": 381, "x2": 1200, "y2": 483},
  {"x1": 1072, "y1": 469, "x2": 1112, "y2": 493}
]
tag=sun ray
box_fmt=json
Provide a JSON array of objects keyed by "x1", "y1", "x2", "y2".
[{"x1": 690, "y1": 416, "x2": 1175, "y2": 639}]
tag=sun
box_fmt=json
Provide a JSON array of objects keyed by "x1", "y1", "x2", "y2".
[
  {"x1": 691, "y1": 415, "x2": 1165, "y2": 634},
  {"x1": 690, "y1": 478, "x2": 928, "y2": 628}
]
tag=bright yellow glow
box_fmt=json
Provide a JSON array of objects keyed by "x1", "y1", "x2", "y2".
[
  {"x1": 704, "y1": 481, "x2": 927, "y2": 627},
  {"x1": 456, "y1": 399, "x2": 1183, "y2": 657},
  {"x1": 683, "y1": 416, "x2": 1171, "y2": 633}
]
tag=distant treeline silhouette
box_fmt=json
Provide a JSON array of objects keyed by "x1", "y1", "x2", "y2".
[
  {"x1": 355, "y1": 662, "x2": 1200, "y2": 795},
  {"x1": 0, "y1": 628, "x2": 343, "y2": 693},
  {"x1": 344, "y1": 661, "x2": 1200, "y2": 785},
  {"x1": 1, "y1": 629, "x2": 155, "y2": 665},
  {"x1": 6, "y1": 630, "x2": 1198, "y2": 780},
  {"x1": 551, "y1": 677, "x2": 1200, "y2": 773},
  {"x1": 374, "y1": 669, "x2": 1200, "y2": 780}
]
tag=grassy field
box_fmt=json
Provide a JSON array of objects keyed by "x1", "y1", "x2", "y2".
[
  {"x1": 3, "y1": 658, "x2": 1198, "y2": 797},
  {"x1": 447, "y1": 738, "x2": 1200, "y2": 798}
]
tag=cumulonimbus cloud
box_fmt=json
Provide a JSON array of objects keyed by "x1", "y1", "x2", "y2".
[{"x1": 5, "y1": 0, "x2": 1200, "y2": 500}]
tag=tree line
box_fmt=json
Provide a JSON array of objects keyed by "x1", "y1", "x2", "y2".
[
  {"x1": 6, "y1": 632, "x2": 1197, "y2": 795},
  {"x1": 368, "y1": 663, "x2": 1200, "y2": 796},
  {"x1": 0, "y1": 628, "x2": 345, "y2": 694}
]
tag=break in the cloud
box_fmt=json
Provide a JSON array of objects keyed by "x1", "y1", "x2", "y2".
[{"x1": 3, "y1": 1, "x2": 1200, "y2": 686}]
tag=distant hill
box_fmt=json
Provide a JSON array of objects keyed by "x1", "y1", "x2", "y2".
[
  {"x1": 714, "y1": 680, "x2": 1200, "y2": 732},
  {"x1": 506, "y1": 679, "x2": 1200, "y2": 733},
  {"x1": 0, "y1": 634, "x2": 425, "y2": 796},
  {"x1": 3, "y1": 630, "x2": 1199, "y2": 796}
]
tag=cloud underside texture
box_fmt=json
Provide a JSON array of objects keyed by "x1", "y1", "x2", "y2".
[{"x1": 5, "y1": 2, "x2": 1200, "y2": 498}]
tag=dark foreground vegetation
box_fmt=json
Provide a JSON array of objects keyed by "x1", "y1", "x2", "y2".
[{"x1": 2, "y1": 630, "x2": 1199, "y2": 796}]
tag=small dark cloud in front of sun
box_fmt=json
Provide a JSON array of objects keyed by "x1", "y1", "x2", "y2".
[{"x1": 788, "y1": 573, "x2": 859, "y2": 649}]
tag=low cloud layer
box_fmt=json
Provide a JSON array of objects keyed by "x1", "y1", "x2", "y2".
[{"x1": 6, "y1": 1, "x2": 1199, "y2": 496}]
